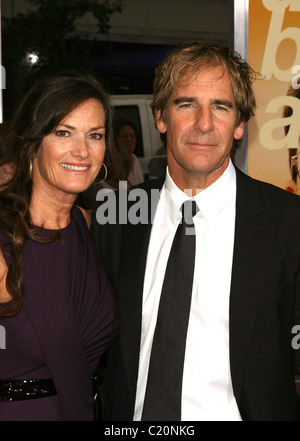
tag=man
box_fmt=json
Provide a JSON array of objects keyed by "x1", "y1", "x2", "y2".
[{"x1": 91, "y1": 41, "x2": 300, "y2": 421}]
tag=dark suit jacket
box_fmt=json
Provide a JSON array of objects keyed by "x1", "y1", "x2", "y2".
[{"x1": 91, "y1": 167, "x2": 300, "y2": 421}]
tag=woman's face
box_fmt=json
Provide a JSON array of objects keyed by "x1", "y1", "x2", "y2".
[
  {"x1": 33, "y1": 98, "x2": 106, "y2": 200},
  {"x1": 0, "y1": 163, "x2": 14, "y2": 186},
  {"x1": 117, "y1": 124, "x2": 137, "y2": 153}
]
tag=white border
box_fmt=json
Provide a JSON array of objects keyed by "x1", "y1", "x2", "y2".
[{"x1": 0, "y1": 0, "x2": 3, "y2": 123}]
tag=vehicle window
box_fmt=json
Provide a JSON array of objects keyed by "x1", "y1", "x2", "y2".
[{"x1": 113, "y1": 105, "x2": 144, "y2": 157}]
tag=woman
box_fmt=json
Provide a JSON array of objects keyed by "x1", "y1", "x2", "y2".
[
  {"x1": 111, "y1": 119, "x2": 144, "y2": 189},
  {"x1": 0, "y1": 73, "x2": 118, "y2": 420},
  {"x1": 284, "y1": 81, "x2": 300, "y2": 194}
]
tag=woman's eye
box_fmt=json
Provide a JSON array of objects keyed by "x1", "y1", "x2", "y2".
[
  {"x1": 89, "y1": 133, "x2": 104, "y2": 140},
  {"x1": 55, "y1": 130, "x2": 69, "y2": 137}
]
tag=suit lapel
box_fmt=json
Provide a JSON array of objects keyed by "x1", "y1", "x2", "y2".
[{"x1": 229, "y1": 169, "x2": 276, "y2": 407}]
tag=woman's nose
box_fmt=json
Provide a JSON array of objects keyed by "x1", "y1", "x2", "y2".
[{"x1": 72, "y1": 137, "x2": 89, "y2": 158}]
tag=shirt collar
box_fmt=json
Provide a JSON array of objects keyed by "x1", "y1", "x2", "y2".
[{"x1": 163, "y1": 160, "x2": 236, "y2": 226}]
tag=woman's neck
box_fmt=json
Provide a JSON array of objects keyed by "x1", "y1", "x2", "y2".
[{"x1": 29, "y1": 187, "x2": 76, "y2": 229}]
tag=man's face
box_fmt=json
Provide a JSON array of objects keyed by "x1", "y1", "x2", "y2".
[{"x1": 156, "y1": 65, "x2": 245, "y2": 191}]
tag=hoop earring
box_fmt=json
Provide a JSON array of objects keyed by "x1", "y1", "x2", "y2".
[
  {"x1": 29, "y1": 159, "x2": 33, "y2": 179},
  {"x1": 97, "y1": 163, "x2": 107, "y2": 184}
]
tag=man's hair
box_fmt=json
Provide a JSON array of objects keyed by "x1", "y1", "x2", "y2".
[{"x1": 151, "y1": 41, "x2": 259, "y2": 150}]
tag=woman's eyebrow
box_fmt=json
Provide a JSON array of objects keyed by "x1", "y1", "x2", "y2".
[{"x1": 57, "y1": 124, "x2": 105, "y2": 130}]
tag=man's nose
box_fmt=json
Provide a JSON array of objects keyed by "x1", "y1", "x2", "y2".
[{"x1": 194, "y1": 107, "x2": 214, "y2": 133}]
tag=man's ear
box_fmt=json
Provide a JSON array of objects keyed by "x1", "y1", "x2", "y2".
[
  {"x1": 234, "y1": 120, "x2": 245, "y2": 141},
  {"x1": 155, "y1": 109, "x2": 167, "y2": 134}
]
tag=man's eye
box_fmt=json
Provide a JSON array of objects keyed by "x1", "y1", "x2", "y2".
[
  {"x1": 179, "y1": 103, "x2": 193, "y2": 109},
  {"x1": 214, "y1": 105, "x2": 228, "y2": 112}
]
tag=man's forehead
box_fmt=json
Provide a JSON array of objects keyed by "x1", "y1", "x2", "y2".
[
  {"x1": 171, "y1": 65, "x2": 233, "y2": 101},
  {"x1": 177, "y1": 63, "x2": 228, "y2": 86}
]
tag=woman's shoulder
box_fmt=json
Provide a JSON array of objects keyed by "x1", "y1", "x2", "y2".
[{"x1": 74, "y1": 205, "x2": 92, "y2": 230}]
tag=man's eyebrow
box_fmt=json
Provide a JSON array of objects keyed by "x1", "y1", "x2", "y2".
[
  {"x1": 212, "y1": 99, "x2": 234, "y2": 108},
  {"x1": 173, "y1": 97, "x2": 197, "y2": 105},
  {"x1": 172, "y1": 97, "x2": 234, "y2": 108}
]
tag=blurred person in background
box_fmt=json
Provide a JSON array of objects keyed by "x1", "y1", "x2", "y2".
[
  {"x1": 0, "y1": 122, "x2": 13, "y2": 186},
  {"x1": 113, "y1": 119, "x2": 144, "y2": 187},
  {"x1": 284, "y1": 80, "x2": 300, "y2": 194}
]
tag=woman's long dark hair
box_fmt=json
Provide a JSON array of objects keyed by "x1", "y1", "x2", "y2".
[{"x1": 0, "y1": 72, "x2": 113, "y2": 316}]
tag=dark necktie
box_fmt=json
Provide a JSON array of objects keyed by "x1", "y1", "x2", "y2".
[{"x1": 141, "y1": 199, "x2": 198, "y2": 421}]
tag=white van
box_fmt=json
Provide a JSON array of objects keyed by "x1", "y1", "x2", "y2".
[{"x1": 111, "y1": 95, "x2": 162, "y2": 177}]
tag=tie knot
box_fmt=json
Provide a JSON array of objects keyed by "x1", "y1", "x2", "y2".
[{"x1": 181, "y1": 200, "x2": 198, "y2": 225}]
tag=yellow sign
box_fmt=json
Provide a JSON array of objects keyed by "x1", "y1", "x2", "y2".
[{"x1": 248, "y1": 0, "x2": 300, "y2": 192}]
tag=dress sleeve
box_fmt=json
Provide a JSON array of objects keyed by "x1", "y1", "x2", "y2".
[{"x1": 68, "y1": 207, "x2": 119, "y2": 376}]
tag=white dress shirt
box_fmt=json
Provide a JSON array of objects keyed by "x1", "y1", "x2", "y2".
[{"x1": 134, "y1": 160, "x2": 242, "y2": 421}]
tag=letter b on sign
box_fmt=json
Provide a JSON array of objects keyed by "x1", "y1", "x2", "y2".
[{"x1": 261, "y1": 0, "x2": 300, "y2": 81}]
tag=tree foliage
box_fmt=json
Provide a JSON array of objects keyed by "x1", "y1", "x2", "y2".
[{"x1": 2, "y1": 0, "x2": 124, "y2": 117}]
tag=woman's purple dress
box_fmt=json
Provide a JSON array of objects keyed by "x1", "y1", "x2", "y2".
[{"x1": 0, "y1": 206, "x2": 118, "y2": 420}]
